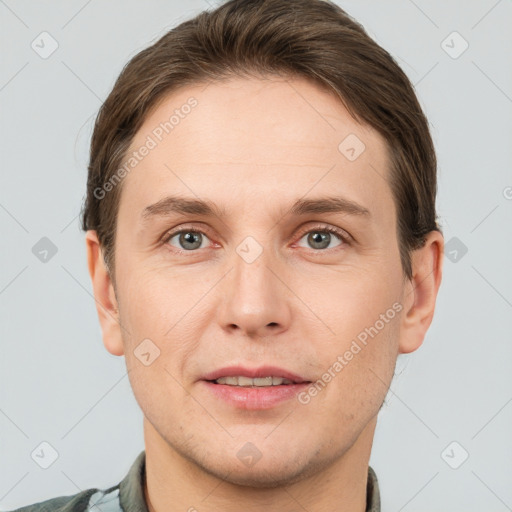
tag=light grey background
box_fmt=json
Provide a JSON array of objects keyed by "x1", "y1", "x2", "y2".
[{"x1": 1, "y1": 0, "x2": 511, "y2": 510}]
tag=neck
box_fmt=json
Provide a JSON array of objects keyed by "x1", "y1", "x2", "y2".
[{"x1": 143, "y1": 417, "x2": 377, "y2": 512}]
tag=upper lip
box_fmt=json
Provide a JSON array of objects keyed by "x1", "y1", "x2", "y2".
[{"x1": 201, "y1": 366, "x2": 310, "y2": 384}]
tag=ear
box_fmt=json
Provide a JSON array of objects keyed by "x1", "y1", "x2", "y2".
[
  {"x1": 398, "y1": 230, "x2": 444, "y2": 354},
  {"x1": 85, "y1": 230, "x2": 124, "y2": 356}
]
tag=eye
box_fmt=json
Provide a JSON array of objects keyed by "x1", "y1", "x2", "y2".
[
  {"x1": 161, "y1": 224, "x2": 350, "y2": 254},
  {"x1": 296, "y1": 226, "x2": 348, "y2": 250},
  {"x1": 164, "y1": 229, "x2": 211, "y2": 251}
]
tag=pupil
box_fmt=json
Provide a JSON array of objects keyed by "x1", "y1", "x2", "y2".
[
  {"x1": 177, "y1": 231, "x2": 331, "y2": 251},
  {"x1": 181, "y1": 232, "x2": 201, "y2": 250},
  {"x1": 309, "y1": 231, "x2": 330, "y2": 249}
]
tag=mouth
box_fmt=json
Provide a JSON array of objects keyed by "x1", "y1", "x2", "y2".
[
  {"x1": 209, "y1": 375, "x2": 297, "y2": 387},
  {"x1": 200, "y1": 366, "x2": 311, "y2": 409},
  {"x1": 201, "y1": 366, "x2": 311, "y2": 386}
]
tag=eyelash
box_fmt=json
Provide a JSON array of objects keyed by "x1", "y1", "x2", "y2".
[{"x1": 160, "y1": 223, "x2": 351, "y2": 254}]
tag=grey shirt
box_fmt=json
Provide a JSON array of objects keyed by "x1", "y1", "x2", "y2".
[{"x1": 8, "y1": 451, "x2": 381, "y2": 511}]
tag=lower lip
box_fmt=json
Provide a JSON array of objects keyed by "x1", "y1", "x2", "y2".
[{"x1": 201, "y1": 381, "x2": 310, "y2": 410}]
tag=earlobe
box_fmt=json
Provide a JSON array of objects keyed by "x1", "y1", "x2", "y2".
[
  {"x1": 85, "y1": 230, "x2": 125, "y2": 356},
  {"x1": 398, "y1": 230, "x2": 444, "y2": 354}
]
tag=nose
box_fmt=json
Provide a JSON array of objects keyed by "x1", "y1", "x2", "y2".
[{"x1": 216, "y1": 243, "x2": 292, "y2": 339}]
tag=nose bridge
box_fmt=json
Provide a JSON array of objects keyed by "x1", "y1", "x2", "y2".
[
  {"x1": 218, "y1": 234, "x2": 291, "y2": 336},
  {"x1": 234, "y1": 238, "x2": 271, "y2": 299}
]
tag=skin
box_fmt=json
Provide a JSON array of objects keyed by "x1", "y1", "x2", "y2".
[{"x1": 86, "y1": 75, "x2": 443, "y2": 512}]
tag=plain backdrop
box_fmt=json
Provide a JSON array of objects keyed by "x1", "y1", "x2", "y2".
[{"x1": 1, "y1": 1, "x2": 511, "y2": 510}]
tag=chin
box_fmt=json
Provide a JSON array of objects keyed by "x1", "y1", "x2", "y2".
[
  {"x1": 200, "y1": 457, "x2": 318, "y2": 489},
  {"x1": 199, "y1": 436, "x2": 342, "y2": 490}
]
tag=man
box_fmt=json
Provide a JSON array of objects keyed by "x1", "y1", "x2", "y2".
[{"x1": 10, "y1": 0, "x2": 443, "y2": 510}]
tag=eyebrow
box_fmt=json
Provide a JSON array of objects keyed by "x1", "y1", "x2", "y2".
[
  {"x1": 289, "y1": 196, "x2": 370, "y2": 217},
  {"x1": 140, "y1": 195, "x2": 371, "y2": 222},
  {"x1": 141, "y1": 196, "x2": 227, "y2": 221}
]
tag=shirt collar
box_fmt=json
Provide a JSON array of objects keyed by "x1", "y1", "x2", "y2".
[
  {"x1": 366, "y1": 465, "x2": 381, "y2": 511},
  {"x1": 119, "y1": 450, "x2": 149, "y2": 512}
]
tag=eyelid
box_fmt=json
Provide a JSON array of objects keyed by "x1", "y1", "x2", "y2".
[
  {"x1": 160, "y1": 222, "x2": 352, "y2": 251},
  {"x1": 160, "y1": 223, "x2": 215, "y2": 244},
  {"x1": 160, "y1": 226, "x2": 218, "y2": 256},
  {"x1": 295, "y1": 222, "x2": 351, "y2": 242}
]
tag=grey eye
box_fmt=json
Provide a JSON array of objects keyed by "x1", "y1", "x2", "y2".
[
  {"x1": 298, "y1": 230, "x2": 342, "y2": 250},
  {"x1": 168, "y1": 231, "x2": 208, "y2": 250}
]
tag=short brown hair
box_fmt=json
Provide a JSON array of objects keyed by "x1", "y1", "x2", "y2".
[{"x1": 81, "y1": 0, "x2": 441, "y2": 281}]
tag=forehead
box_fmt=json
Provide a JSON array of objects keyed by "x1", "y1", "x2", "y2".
[{"x1": 119, "y1": 76, "x2": 393, "y2": 225}]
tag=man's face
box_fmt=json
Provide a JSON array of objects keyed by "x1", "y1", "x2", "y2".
[{"x1": 109, "y1": 76, "x2": 408, "y2": 485}]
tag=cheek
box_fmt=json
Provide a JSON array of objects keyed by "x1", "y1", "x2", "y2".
[
  {"x1": 305, "y1": 316, "x2": 400, "y2": 440},
  {"x1": 116, "y1": 264, "x2": 214, "y2": 392},
  {"x1": 296, "y1": 265, "x2": 402, "y2": 401},
  {"x1": 299, "y1": 263, "x2": 403, "y2": 340},
  {"x1": 116, "y1": 262, "x2": 209, "y2": 338}
]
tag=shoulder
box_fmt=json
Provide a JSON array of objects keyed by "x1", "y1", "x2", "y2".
[
  {"x1": 5, "y1": 485, "x2": 121, "y2": 512},
  {"x1": 4, "y1": 451, "x2": 146, "y2": 512}
]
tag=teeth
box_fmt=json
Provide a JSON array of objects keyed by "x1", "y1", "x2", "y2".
[
  {"x1": 238, "y1": 376, "x2": 253, "y2": 387},
  {"x1": 214, "y1": 376, "x2": 294, "y2": 387}
]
